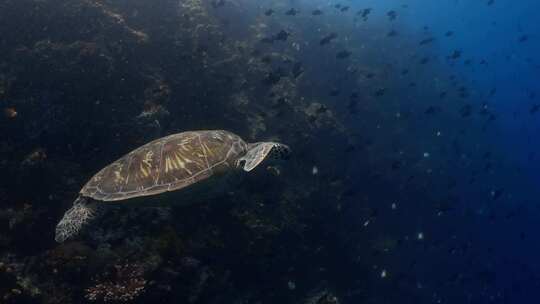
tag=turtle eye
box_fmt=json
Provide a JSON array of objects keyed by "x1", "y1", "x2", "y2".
[{"x1": 237, "y1": 159, "x2": 246, "y2": 168}]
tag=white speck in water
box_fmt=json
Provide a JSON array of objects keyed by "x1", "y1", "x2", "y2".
[
  {"x1": 312, "y1": 166, "x2": 318, "y2": 175},
  {"x1": 363, "y1": 220, "x2": 370, "y2": 227},
  {"x1": 287, "y1": 280, "x2": 296, "y2": 290},
  {"x1": 417, "y1": 232, "x2": 424, "y2": 240},
  {"x1": 436, "y1": 131, "x2": 441, "y2": 136},
  {"x1": 381, "y1": 269, "x2": 387, "y2": 278},
  {"x1": 423, "y1": 152, "x2": 430, "y2": 158},
  {"x1": 391, "y1": 203, "x2": 397, "y2": 210}
]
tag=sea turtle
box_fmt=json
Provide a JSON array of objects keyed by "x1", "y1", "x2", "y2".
[{"x1": 55, "y1": 130, "x2": 290, "y2": 243}]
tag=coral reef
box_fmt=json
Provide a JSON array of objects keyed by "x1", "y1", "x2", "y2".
[{"x1": 85, "y1": 264, "x2": 147, "y2": 302}]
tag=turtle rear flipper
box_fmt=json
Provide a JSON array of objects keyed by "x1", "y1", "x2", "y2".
[
  {"x1": 239, "y1": 142, "x2": 291, "y2": 172},
  {"x1": 55, "y1": 197, "x2": 99, "y2": 243}
]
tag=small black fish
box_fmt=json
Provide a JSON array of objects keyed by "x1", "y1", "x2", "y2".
[
  {"x1": 445, "y1": 31, "x2": 454, "y2": 37},
  {"x1": 387, "y1": 10, "x2": 397, "y2": 21},
  {"x1": 387, "y1": 30, "x2": 398, "y2": 37},
  {"x1": 439, "y1": 91, "x2": 447, "y2": 98},
  {"x1": 401, "y1": 69, "x2": 409, "y2": 75},
  {"x1": 366, "y1": 73, "x2": 375, "y2": 79},
  {"x1": 449, "y1": 50, "x2": 461, "y2": 59},
  {"x1": 336, "y1": 50, "x2": 352, "y2": 59},
  {"x1": 420, "y1": 57, "x2": 429, "y2": 64},
  {"x1": 292, "y1": 62, "x2": 304, "y2": 78},
  {"x1": 425, "y1": 106, "x2": 439, "y2": 114},
  {"x1": 285, "y1": 8, "x2": 299, "y2": 16},
  {"x1": 274, "y1": 30, "x2": 290, "y2": 41},
  {"x1": 320, "y1": 33, "x2": 338, "y2": 45},
  {"x1": 530, "y1": 104, "x2": 539, "y2": 114},
  {"x1": 419, "y1": 37, "x2": 435, "y2": 45},
  {"x1": 374, "y1": 88, "x2": 386, "y2": 97},
  {"x1": 487, "y1": 0, "x2": 495, "y2": 6},
  {"x1": 340, "y1": 6, "x2": 349, "y2": 12},
  {"x1": 330, "y1": 88, "x2": 340, "y2": 96},
  {"x1": 519, "y1": 35, "x2": 528, "y2": 42},
  {"x1": 358, "y1": 8, "x2": 371, "y2": 20},
  {"x1": 312, "y1": 9, "x2": 323, "y2": 15},
  {"x1": 264, "y1": 9, "x2": 274, "y2": 16},
  {"x1": 316, "y1": 104, "x2": 328, "y2": 114},
  {"x1": 262, "y1": 30, "x2": 290, "y2": 44}
]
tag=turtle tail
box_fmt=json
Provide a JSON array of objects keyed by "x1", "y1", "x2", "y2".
[{"x1": 55, "y1": 197, "x2": 99, "y2": 243}]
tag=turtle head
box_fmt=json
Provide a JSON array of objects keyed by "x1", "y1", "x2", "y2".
[{"x1": 237, "y1": 142, "x2": 291, "y2": 172}]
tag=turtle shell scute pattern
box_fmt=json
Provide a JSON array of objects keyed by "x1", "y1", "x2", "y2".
[{"x1": 80, "y1": 130, "x2": 246, "y2": 201}]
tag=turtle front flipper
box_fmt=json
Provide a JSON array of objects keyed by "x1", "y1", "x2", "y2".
[
  {"x1": 55, "y1": 197, "x2": 99, "y2": 243},
  {"x1": 239, "y1": 142, "x2": 291, "y2": 172}
]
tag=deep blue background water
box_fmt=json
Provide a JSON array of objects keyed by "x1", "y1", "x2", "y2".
[
  {"x1": 379, "y1": 1, "x2": 540, "y2": 302},
  {"x1": 284, "y1": 0, "x2": 540, "y2": 302}
]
